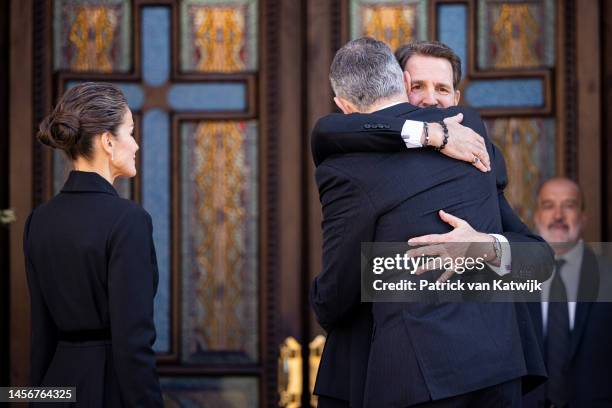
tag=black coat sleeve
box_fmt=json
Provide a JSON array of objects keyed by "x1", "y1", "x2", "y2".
[
  {"x1": 24, "y1": 212, "x2": 59, "y2": 386},
  {"x1": 107, "y1": 205, "x2": 163, "y2": 407},
  {"x1": 310, "y1": 106, "x2": 495, "y2": 166},
  {"x1": 311, "y1": 113, "x2": 407, "y2": 166},
  {"x1": 310, "y1": 163, "x2": 377, "y2": 332}
]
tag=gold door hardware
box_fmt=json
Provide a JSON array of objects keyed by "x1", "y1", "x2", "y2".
[
  {"x1": 278, "y1": 336, "x2": 302, "y2": 408},
  {"x1": 309, "y1": 335, "x2": 326, "y2": 407},
  {"x1": 0, "y1": 209, "x2": 16, "y2": 225}
]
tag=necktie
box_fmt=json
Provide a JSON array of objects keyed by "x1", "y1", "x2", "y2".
[{"x1": 547, "y1": 259, "x2": 570, "y2": 407}]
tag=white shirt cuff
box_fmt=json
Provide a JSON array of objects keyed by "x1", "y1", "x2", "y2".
[
  {"x1": 400, "y1": 120, "x2": 424, "y2": 148},
  {"x1": 487, "y1": 234, "x2": 512, "y2": 276}
]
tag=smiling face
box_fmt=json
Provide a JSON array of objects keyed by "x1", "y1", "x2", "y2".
[
  {"x1": 533, "y1": 178, "x2": 586, "y2": 254},
  {"x1": 405, "y1": 54, "x2": 460, "y2": 108},
  {"x1": 110, "y1": 108, "x2": 138, "y2": 178}
]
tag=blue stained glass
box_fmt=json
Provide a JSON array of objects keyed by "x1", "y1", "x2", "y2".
[
  {"x1": 142, "y1": 7, "x2": 170, "y2": 86},
  {"x1": 66, "y1": 81, "x2": 144, "y2": 110},
  {"x1": 142, "y1": 109, "x2": 171, "y2": 353},
  {"x1": 438, "y1": 4, "x2": 467, "y2": 83},
  {"x1": 465, "y1": 79, "x2": 544, "y2": 108},
  {"x1": 168, "y1": 83, "x2": 247, "y2": 111}
]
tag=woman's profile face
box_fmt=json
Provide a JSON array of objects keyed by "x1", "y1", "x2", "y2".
[{"x1": 112, "y1": 108, "x2": 139, "y2": 178}]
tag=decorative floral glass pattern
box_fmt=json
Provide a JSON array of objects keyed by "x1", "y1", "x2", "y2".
[
  {"x1": 486, "y1": 118, "x2": 556, "y2": 225},
  {"x1": 180, "y1": 0, "x2": 258, "y2": 72},
  {"x1": 180, "y1": 120, "x2": 258, "y2": 364},
  {"x1": 350, "y1": 0, "x2": 427, "y2": 51},
  {"x1": 53, "y1": 0, "x2": 131, "y2": 72},
  {"x1": 477, "y1": 0, "x2": 555, "y2": 69}
]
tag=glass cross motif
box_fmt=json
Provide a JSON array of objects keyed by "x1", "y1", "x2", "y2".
[{"x1": 57, "y1": 6, "x2": 253, "y2": 355}]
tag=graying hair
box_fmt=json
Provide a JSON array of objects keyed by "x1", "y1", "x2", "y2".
[{"x1": 330, "y1": 37, "x2": 405, "y2": 110}]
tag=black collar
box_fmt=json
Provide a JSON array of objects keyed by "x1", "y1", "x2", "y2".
[
  {"x1": 375, "y1": 102, "x2": 420, "y2": 117},
  {"x1": 60, "y1": 171, "x2": 118, "y2": 196}
]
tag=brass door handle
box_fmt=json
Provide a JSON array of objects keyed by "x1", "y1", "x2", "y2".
[
  {"x1": 278, "y1": 336, "x2": 302, "y2": 408},
  {"x1": 309, "y1": 335, "x2": 326, "y2": 407},
  {"x1": 0, "y1": 209, "x2": 16, "y2": 225}
]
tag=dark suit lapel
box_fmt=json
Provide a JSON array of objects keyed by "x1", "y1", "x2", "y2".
[
  {"x1": 376, "y1": 102, "x2": 419, "y2": 118},
  {"x1": 527, "y1": 302, "x2": 544, "y2": 349},
  {"x1": 570, "y1": 246, "x2": 599, "y2": 359}
]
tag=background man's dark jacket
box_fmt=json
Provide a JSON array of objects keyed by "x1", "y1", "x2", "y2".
[{"x1": 524, "y1": 246, "x2": 612, "y2": 407}]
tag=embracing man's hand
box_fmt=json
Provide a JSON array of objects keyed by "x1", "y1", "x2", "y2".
[
  {"x1": 426, "y1": 113, "x2": 491, "y2": 173},
  {"x1": 406, "y1": 210, "x2": 497, "y2": 283}
]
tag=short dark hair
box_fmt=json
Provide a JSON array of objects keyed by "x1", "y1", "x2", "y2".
[
  {"x1": 395, "y1": 41, "x2": 462, "y2": 89},
  {"x1": 37, "y1": 82, "x2": 128, "y2": 160}
]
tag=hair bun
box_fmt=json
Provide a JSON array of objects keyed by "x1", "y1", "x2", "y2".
[{"x1": 37, "y1": 110, "x2": 81, "y2": 151}]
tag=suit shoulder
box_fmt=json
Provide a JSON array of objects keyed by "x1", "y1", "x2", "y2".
[
  {"x1": 114, "y1": 199, "x2": 152, "y2": 223},
  {"x1": 315, "y1": 155, "x2": 384, "y2": 198},
  {"x1": 312, "y1": 113, "x2": 344, "y2": 131},
  {"x1": 316, "y1": 154, "x2": 387, "y2": 183}
]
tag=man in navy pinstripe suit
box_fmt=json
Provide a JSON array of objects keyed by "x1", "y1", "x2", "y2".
[{"x1": 311, "y1": 37, "x2": 553, "y2": 408}]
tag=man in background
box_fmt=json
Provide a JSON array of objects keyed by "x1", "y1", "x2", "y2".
[{"x1": 525, "y1": 177, "x2": 612, "y2": 407}]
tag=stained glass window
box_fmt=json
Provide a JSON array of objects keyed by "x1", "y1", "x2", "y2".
[
  {"x1": 350, "y1": 0, "x2": 428, "y2": 50},
  {"x1": 53, "y1": 0, "x2": 131, "y2": 72},
  {"x1": 180, "y1": 120, "x2": 259, "y2": 364}
]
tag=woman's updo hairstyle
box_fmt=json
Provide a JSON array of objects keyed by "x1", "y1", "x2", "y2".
[{"x1": 37, "y1": 82, "x2": 128, "y2": 160}]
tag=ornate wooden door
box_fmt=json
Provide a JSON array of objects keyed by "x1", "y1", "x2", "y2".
[
  {"x1": 17, "y1": 0, "x2": 309, "y2": 406},
  {"x1": 8, "y1": 0, "x2": 603, "y2": 407},
  {"x1": 306, "y1": 0, "x2": 601, "y2": 405}
]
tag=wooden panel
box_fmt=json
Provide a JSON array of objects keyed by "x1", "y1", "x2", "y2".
[
  {"x1": 576, "y1": 0, "x2": 601, "y2": 241},
  {"x1": 604, "y1": 0, "x2": 612, "y2": 241},
  {"x1": 9, "y1": 0, "x2": 33, "y2": 387},
  {"x1": 0, "y1": 0, "x2": 10, "y2": 387},
  {"x1": 275, "y1": 0, "x2": 304, "y2": 338},
  {"x1": 306, "y1": 0, "x2": 334, "y2": 341},
  {"x1": 561, "y1": 0, "x2": 578, "y2": 179},
  {"x1": 259, "y1": 0, "x2": 279, "y2": 403},
  {"x1": 34, "y1": 1, "x2": 53, "y2": 207},
  {"x1": 555, "y1": 0, "x2": 567, "y2": 177}
]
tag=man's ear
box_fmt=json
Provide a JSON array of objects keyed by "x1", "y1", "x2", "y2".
[
  {"x1": 403, "y1": 71, "x2": 412, "y2": 95},
  {"x1": 334, "y1": 96, "x2": 356, "y2": 114},
  {"x1": 454, "y1": 89, "x2": 461, "y2": 105}
]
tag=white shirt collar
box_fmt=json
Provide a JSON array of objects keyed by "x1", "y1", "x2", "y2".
[
  {"x1": 375, "y1": 100, "x2": 406, "y2": 112},
  {"x1": 557, "y1": 239, "x2": 584, "y2": 266}
]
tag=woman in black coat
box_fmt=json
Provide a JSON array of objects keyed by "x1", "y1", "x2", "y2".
[{"x1": 24, "y1": 82, "x2": 163, "y2": 407}]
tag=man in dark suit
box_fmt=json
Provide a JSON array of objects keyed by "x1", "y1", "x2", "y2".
[
  {"x1": 312, "y1": 38, "x2": 551, "y2": 407},
  {"x1": 311, "y1": 37, "x2": 553, "y2": 407},
  {"x1": 523, "y1": 178, "x2": 612, "y2": 407}
]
